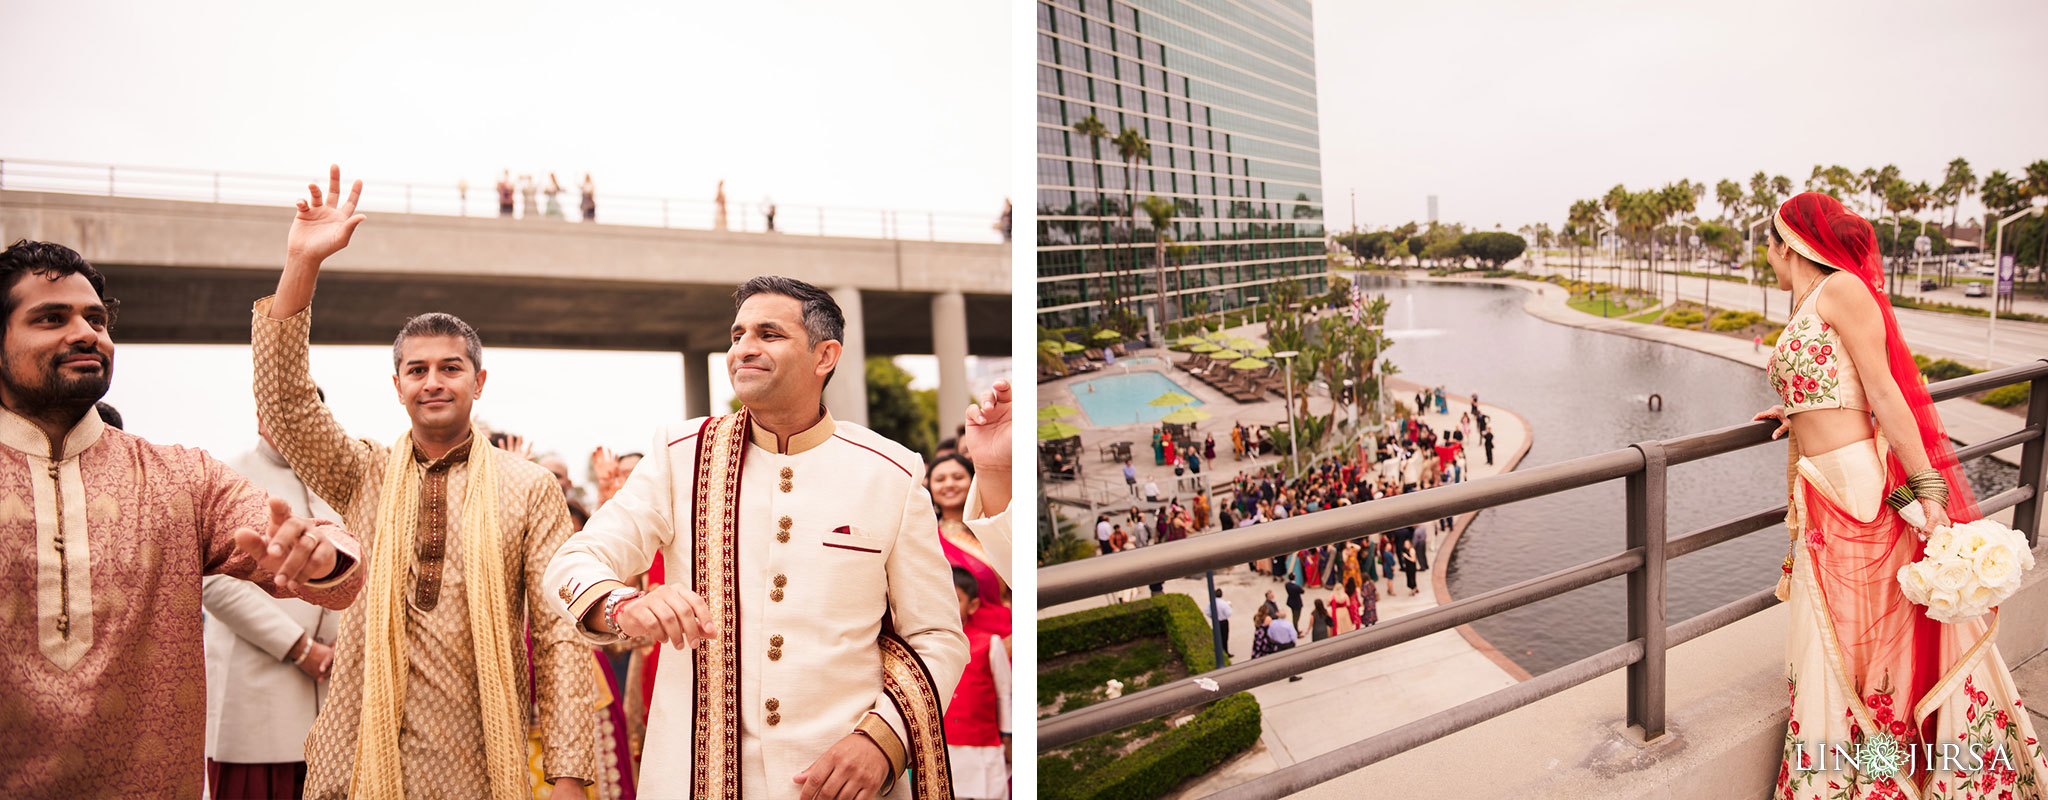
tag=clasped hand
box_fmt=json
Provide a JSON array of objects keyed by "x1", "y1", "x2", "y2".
[{"x1": 231, "y1": 496, "x2": 341, "y2": 594}]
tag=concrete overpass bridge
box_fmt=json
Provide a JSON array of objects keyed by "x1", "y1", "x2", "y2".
[{"x1": 0, "y1": 188, "x2": 1010, "y2": 432}]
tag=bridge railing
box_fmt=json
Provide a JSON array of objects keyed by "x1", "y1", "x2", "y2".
[
  {"x1": 0, "y1": 157, "x2": 1006, "y2": 244},
  {"x1": 1036, "y1": 358, "x2": 2048, "y2": 799}
]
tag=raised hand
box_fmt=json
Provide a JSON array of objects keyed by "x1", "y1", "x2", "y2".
[
  {"x1": 959, "y1": 379, "x2": 1012, "y2": 472},
  {"x1": 591, "y1": 446, "x2": 622, "y2": 505},
  {"x1": 287, "y1": 164, "x2": 367, "y2": 267},
  {"x1": 232, "y1": 496, "x2": 342, "y2": 595}
]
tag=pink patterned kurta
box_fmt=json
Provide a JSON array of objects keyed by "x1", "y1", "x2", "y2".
[{"x1": 0, "y1": 407, "x2": 365, "y2": 797}]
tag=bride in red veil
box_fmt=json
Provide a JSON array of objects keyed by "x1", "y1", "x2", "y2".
[{"x1": 1756, "y1": 192, "x2": 2046, "y2": 799}]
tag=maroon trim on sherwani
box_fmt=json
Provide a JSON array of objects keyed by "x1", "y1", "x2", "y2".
[
  {"x1": 831, "y1": 434, "x2": 913, "y2": 477},
  {"x1": 689, "y1": 410, "x2": 750, "y2": 800},
  {"x1": 879, "y1": 620, "x2": 954, "y2": 800}
]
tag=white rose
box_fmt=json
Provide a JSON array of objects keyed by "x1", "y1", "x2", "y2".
[
  {"x1": 1926, "y1": 588, "x2": 1962, "y2": 620},
  {"x1": 1897, "y1": 563, "x2": 1932, "y2": 605},
  {"x1": 1960, "y1": 583, "x2": 2001, "y2": 616},
  {"x1": 1924, "y1": 526, "x2": 1959, "y2": 559},
  {"x1": 1928, "y1": 557, "x2": 1975, "y2": 593},
  {"x1": 1972, "y1": 540, "x2": 2022, "y2": 589}
]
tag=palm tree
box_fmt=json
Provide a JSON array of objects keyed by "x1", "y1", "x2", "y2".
[
  {"x1": 1716, "y1": 179, "x2": 1744, "y2": 224},
  {"x1": 1942, "y1": 157, "x2": 1976, "y2": 285},
  {"x1": 1141, "y1": 195, "x2": 1178, "y2": 328},
  {"x1": 1072, "y1": 115, "x2": 1111, "y2": 315},
  {"x1": 1113, "y1": 127, "x2": 1152, "y2": 304},
  {"x1": 1569, "y1": 198, "x2": 1601, "y2": 282},
  {"x1": 1868, "y1": 165, "x2": 1901, "y2": 222}
]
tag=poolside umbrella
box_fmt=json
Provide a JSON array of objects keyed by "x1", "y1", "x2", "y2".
[
  {"x1": 1188, "y1": 342, "x2": 1221, "y2": 353},
  {"x1": 1210, "y1": 350, "x2": 1244, "y2": 361},
  {"x1": 1251, "y1": 346, "x2": 1273, "y2": 358},
  {"x1": 1174, "y1": 335, "x2": 1207, "y2": 347},
  {"x1": 1058, "y1": 341, "x2": 1087, "y2": 353},
  {"x1": 1228, "y1": 357, "x2": 1269, "y2": 370},
  {"x1": 1147, "y1": 391, "x2": 1198, "y2": 407},
  {"x1": 1160, "y1": 406, "x2": 1212, "y2": 424},
  {"x1": 1092, "y1": 329, "x2": 1123, "y2": 341},
  {"x1": 1038, "y1": 404, "x2": 1079, "y2": 420},
  {"x1": 1206, "y1": 330, "x2": 1232, "y2": 341},
  {"x1": 1228, "y1": 337, "x2": 1260, "y2": 351},
  {"x1": 1037, "y1": 420, "x2": 1085, "y2": 440}
]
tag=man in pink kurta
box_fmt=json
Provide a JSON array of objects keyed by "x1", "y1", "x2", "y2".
[{"x1": 0, "y1": 240, "x2": 367, "y2": 798}]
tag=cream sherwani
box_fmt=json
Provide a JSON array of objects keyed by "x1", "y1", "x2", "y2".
[
  {"x1": 545, "y1": 411, "x2": 968, "y2": 799},
  {"x1": 961, "y1": 478, "x2": 1011, "y2": 586},
  {"x1": 201, "y1": 439, "x2": 346, "y2": 765}
]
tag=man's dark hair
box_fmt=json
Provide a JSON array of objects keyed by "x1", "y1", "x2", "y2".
[
  {"x1": 0, "y1": 241, "x2": 119, "y2": 341},
  {"x1": 951, "y1": 566, "x2": 979, "y2": 600},
  {"x1": 392, "y1": 312, "x2": 483, "y2": 372},
  {"x1": 95, "y1": 401, "x2": 122, "y2": 430},
  {"x1": 733, "y1": 276, "x2": 844, "y2": 386}
]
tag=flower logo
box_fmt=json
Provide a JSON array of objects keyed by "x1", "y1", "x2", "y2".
[{"x1": 1855, "y1": 732, "x2": 1909, "y2": 781}]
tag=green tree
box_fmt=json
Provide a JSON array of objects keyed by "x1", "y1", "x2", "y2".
[
  {"x1": 865, "y1": 357, "x2": 938, "y2": 458},
  {"x1": 1141, "y1": 194, "x2": 1177, "y2": 326},
  {"x1": 1113, "y1": 127, "x2": 1152, "y2": 301},
  {"x1": 1072, "y1": 115, "x2": 1112, "y2": 318}
]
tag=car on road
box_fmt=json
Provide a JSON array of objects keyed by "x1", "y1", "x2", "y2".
[
  {"x1": 1920, "y1": 279, "x2": 1940, "y2": 292},
  {"x1": 1975, "y1": 266, "x2": 1999, "y2": 277},
  {"x1": 1965, "y1": 283, "x2": 1987, "y2": 297}
]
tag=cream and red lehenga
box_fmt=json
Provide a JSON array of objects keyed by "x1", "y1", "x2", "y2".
[{"x1": 1770, "y1": 193, "x2": 2048, "y2": 799}]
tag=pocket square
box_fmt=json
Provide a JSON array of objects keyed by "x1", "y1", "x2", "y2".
[{"x1": 832, "y1": 525, "x2": 851, "y2": 534}]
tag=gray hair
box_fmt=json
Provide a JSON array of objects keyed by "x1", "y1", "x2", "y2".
[
  {"x1": 392, "y1": 312, "x2": 484, "y2": 372},
  {"x1": 733, "y1": 276, "x2": 845, "y2": 386}
]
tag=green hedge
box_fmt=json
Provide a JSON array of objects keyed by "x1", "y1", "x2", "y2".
[
  {"x1": 1983, "y1": 384, "x2": 2030, "y2": 408},
  {"x1": 1058, "y1": 693, "x2": 1262, "y2": 800},
  {"x1": 1041, "y1": 595, "x2": 1252, "y2": 800},
  {"x1": 1708, "y1": 310, "x2": 1765, "y2": 331},
  {"x1": 1914, "y1": 354, "x2": 1982, "y2": 382},
  {"x1": 1660, "y1": 309, "x2": 1706, "y2": 328},
  {"x1": 1039, "y1": 594, "x2": 1225, "y2": 672},
  {"x1": 1763, "y1": 325, "x2": 1785, "y2": 346}
]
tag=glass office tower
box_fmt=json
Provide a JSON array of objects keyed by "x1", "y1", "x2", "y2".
[{"x1": 1035, "y1": 0, "x2": 1327, "y2": 332}]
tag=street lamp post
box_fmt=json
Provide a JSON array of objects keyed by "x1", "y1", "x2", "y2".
[
  {"x1": 1669, "y1": 220, "x2": 1698, "y2": 310},
  {"x1": 1986, "y1": 202, "x2": 2046, "y2": 369},
  {"x1": 1745, "y1": 214, "x2": 1772, "y2": 321},
  {"x1": 1275, "y1": 349, "x2": 1301, "y2": 478}
]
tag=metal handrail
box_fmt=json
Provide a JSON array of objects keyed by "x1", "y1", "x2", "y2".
[
  {"x1": 0, "y1": 157, "x2": 1005, "y2": 244},
  {"x1": 1037, "y1": 358, "x2": 2048, "y2": 798}
]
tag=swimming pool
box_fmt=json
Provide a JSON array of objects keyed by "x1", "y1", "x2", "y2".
[
  {"x1": 1070, "y1": 371, "x2": 1205, "y2": 426},
  {"x1": 1114, "y1": 356, "x2": 1163, "y2": 366}
]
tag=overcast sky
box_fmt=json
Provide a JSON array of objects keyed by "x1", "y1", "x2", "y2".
[
  {"x1": 1315, "y1": 0, "x2": 2048, "y2": 232},
  {"x1": 0, "y1": 0, "x2": 1007, "y2": 216},
  {"x1": 3, "y1": 0, "x2": 1009, "y2": 486}
]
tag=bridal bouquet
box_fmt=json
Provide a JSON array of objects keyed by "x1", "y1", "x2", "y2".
[{"x1": 1895, "y1": 516, "x2": 2034, "y2": 624}]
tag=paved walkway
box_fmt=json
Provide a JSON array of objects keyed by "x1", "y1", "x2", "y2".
[
  {"x1": 1391, "y1": 266, "x2": 2033, "y2": 467},
  {"x1": 1040, "y1": 376, "x2": 1537, "y2": 787}
]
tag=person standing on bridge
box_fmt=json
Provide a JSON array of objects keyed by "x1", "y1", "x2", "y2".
[
  {"x1": 1757, "y1": 192, "x2": 2048, "y2": 797},
  {"x1": 252, "y1": 165, "x2": 599, "y2": 800},
  {"x1": 579, "y1": 173, "x2": 597, "y2": 222},
  {"x1": 0, "y1": 240, "x2": 368, "y2": 797},
  {"x1": 496, "y1": 170, "x2": 515, "y2": 218}
]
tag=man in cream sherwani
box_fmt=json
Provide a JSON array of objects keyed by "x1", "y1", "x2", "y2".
[
  {"x1": 201, "y1": 404, "x2": 345, "y2": 795},
  {"x1": 545, "y1": 276, "x2": 967, "y2": 800}
]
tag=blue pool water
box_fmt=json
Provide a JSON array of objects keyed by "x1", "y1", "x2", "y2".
[
  {"x1": 1070, "y1": 371, "x2": 1205, "y2": 426},
  {"x1": 1115, "y1": 356, "x2": 1163, "y2": 366}
]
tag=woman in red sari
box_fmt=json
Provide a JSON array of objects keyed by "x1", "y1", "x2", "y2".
[
  {"x1": 929, "y1": 454, "x2": 1011, "y2": 641},
  {"x1": 1757, "y1": 193, "x2": 2046, "y2": 798}
]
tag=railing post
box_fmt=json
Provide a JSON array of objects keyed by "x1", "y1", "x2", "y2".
[
  {"x1": 1625, "y1": 440, "x2": 1668, "y2": 742},
  {"x1": 212, "y1": 172, "x2": 219, "y2": 203},
  {"x1": 1, "y1": 158, "x2": 7, "y2": 189},
  {"x1": 2015, "y1": 360, "x2": 2048, "y2": 548},
  {"x1": 405, "y1": 184, "x2": 413, "y2": 215},
  {"x1": 662, "y1": 199, "x2": 670, "y2": 228},
  {"x1": 818, "y1": 207, "x2": 824, "y2": 236},
  {"x1": 107, "y1": 166, "x2": 115, "y2": 197},
  {"x1": 929, "y1": 211, "x2": 936, "y2": 241}
]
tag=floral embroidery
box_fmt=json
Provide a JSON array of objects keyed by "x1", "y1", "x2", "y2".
[{"x1": 1769, "y1": 314, "x2": 1845, "y2": 411}]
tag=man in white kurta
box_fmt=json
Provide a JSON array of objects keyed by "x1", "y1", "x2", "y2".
[{"x1": 546, "y1": 277, "x2": 966, "y2": 800}]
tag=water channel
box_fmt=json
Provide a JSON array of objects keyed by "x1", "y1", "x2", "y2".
[{"x1": 1353, "y1": 274, "x2": 2019, "y2": 675}]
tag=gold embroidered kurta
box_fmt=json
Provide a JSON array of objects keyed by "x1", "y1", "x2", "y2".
[
  {"x1": 0, "y1": 407, "x2": 366, "y2": 798},
  {"x1": 252, "y1": 297, "x2": 597, "y2": 799}
]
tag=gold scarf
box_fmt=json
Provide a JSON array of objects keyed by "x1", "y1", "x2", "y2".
[{"x1": 351, "y1": 425, "x2": 525, "y2": 799}]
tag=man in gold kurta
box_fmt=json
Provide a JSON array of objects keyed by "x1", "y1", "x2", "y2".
[
  {"x1": 251, "y1": 166, "x2": 596, "y2": 799},
  {"x1": 0, "y1": 240, "x2": 367, "y2": 797}
]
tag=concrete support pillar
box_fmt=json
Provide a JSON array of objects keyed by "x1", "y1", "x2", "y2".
[
  {"x1": 932, "y1": 290, "x2": 969, "y2": 444},
  {"x1": 683, "y1": 349, "x2": 714, "y2": 420},
  {"x1": 825, "y1": 286, "x2": 869, "y2": 426}
]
